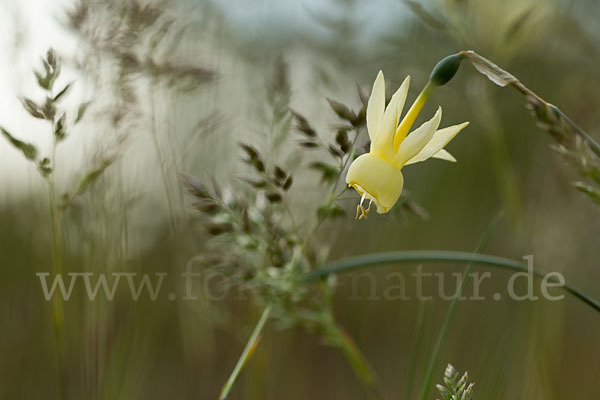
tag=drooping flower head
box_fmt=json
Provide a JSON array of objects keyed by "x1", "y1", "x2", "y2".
[{"x1": 346, "y1": 71, "x2": 469, "y2": 218}]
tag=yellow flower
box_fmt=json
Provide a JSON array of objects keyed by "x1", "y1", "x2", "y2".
[{"x1": 346, "y1": 71, "x2": 469, "y2": 218}]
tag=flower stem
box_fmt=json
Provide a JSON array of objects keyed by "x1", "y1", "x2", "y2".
[{"x1": 219, "y1": 305, "x2": 272, "y2": 400}]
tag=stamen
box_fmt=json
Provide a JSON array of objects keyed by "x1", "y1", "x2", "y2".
[
  {"x1": 356, "y1": 192, "x2": 368, "y2": 219},
  {"x1": 359, "y1": 205, "x2": 367, "y2": 220},
  {"x1": 355, "y1": 192, "x2": 374, "y2": 220}
]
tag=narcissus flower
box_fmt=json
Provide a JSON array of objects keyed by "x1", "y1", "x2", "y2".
[{"x1": 346, "y1": 71, "x2": 469, "y2": 218}]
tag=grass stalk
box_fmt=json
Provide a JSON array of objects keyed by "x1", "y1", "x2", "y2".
[
  {"x1": 300, "y1": 123, "x2": 364, "y2": 250},
  {"x1": 148, "y1": 82, "x2": 178, "y2": 233},
  {"x1": 219, "y1": 305, "x2": 272, "y2": 400},
  {"x1": 48, "y1": 180, "x2": 67, "y2": 399},
  {"x1": 403, "y1": 300, "x2": 427, "y2": 400},
  {"x1": 303, "y1": 251, "x2": 600, "y2": 313},
  {"x1": 418, "y1": 213, "x2": 503, "y2": 400},
  {"x1": 459, "y1": 50, "x2": 600, "y2": 156},
  {"x1": 47, "y1": 132, "x2": 67, "y2": 399},
  {"x1": 335, "y1": 327, "x2": 387, "y2": 400},
  {"x1": 326, "y1": 321, "x2": 379, "y2": 390}
]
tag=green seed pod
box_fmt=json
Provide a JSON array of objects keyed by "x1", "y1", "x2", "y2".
[{"x1": 429, "y1": 53, "x2": 464, "y2": 86}]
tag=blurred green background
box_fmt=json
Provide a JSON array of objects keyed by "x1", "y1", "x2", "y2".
[{"x1": 1, "y1": 0, "x2": 599, "y2": 398}]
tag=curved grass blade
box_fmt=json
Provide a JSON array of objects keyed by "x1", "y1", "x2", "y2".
[{"x1": 304, "y1": 254, "x2": 600, "y2": 315}]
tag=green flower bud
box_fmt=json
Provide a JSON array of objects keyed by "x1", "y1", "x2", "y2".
[{"x1": 429, "y1": 53, "x2": 464, "y2": 86}]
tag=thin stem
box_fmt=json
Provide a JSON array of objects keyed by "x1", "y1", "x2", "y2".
[
  {"x1": 332, "y1": 125, "x2": 363, "y2": 198},
  {"x1": 219, "y1": 305, "x2": 272, "y2": 400},
  {"x1": 304, "y1": 248, "x2": 600, "y2": 399},
  {"x1": 403, "y1": 300, "x2": 426, "y2": 400},
  {"x1": 553, "y1": 107, "x2": 600, "y2": 157},
  {"x1": 336, "y1": 327, "x2": 387, "y2": 400},
  {"x1": 458, "y1": 50, "x2": 600, "y2": 157},
  {"x1": 319, "y1": 305, "x2": 385, "y2": 399},
  {"x1": 336, "y1": 326, "x2": 376, "y2": 385},
  {"x1": 48, "y1": 178, "x2": 67, "y2": 399},
  {"x1": 148, "y1": 81, "x2": 178, "y2": 233},
  {"x1": 282, "y1": 200, "x2": 299, "y2": 233},
  {"x1": 303, "y1": 252, "x2": 600, "y2": 314},
  {"x1": 419, "y1": 213, "x2": 502, "y2": 400},
  {"x1": 47, "y1": 115, "x2": 66, "y2": 399},
  {"x1": 300, "y1": 125, "x2": 363, "y2": 251}
]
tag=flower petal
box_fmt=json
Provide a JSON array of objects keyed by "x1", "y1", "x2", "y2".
[
  {"x1": 393, "y1": 107, "x2": 442, "y2": 167},
  {"x1": 403, "y1": 122, "x2": 468, "y2": 165},
  {"x1": 372, "y1": 76, "x2": 410, "y2": 157},
  {"x1": 432, "y1": 149, "x2": 456, "y2": 162},
  {"x1": 366, "y1": 71, "x2": 386, "y2": 143}
]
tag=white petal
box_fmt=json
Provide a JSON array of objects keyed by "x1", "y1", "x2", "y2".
[
  {"x1": 403, "y1": 122, "x2": 468, "y2": 165},
  {"x1": 395, "y1": 76, "x2": 410, "y2": 127},
  {"x1": 372, "y1": 76, "x2": 410, "y2": 157},
  {"x1": 432, "y1": 149, "x2": 456, "y2": 162},
  {"x1": 366, "y1": 71, "x2": 385, "y2": 143},
  {"x1": 393, "y1": 107, "x2": 442, "y2": 167}
]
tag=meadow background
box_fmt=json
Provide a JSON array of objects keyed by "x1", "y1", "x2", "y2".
[{"x1": 1, "y1": 0, "x2": 599, "y2": 398}]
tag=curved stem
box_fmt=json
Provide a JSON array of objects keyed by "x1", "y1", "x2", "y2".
[
  {"x1": 458, "y1": 50, "x2": 600, "y2": 157},
  {"x1": 303, "y1": 251, "x2": 600, "y2": 314}
]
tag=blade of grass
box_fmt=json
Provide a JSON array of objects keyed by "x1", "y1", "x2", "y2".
[
  {"x1": 418, "y1": 212, "x2": 503, "y2": 400},
  {"x1": 219, "y1": 305, "x2": 272, "y2": 400},
  {"x1": 304, "y1": 252, "x2": 600, "y2": 314}
]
